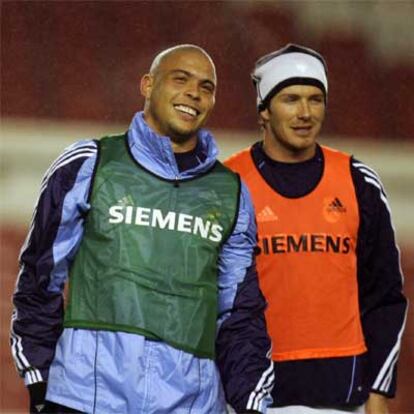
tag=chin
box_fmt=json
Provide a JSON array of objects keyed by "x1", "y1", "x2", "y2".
[
  {"x1": 169, "y1": 129, "x2": 197, "y2": 144},
  {"x1": 296, "y1": 136, "x2": 316, "y2": 147},
  {"x1": 173, "y1": 120, "x2": 200, "y2": 134},
  {"x1": 287, "y1": 139, "x2": 315, "y2": 153}
]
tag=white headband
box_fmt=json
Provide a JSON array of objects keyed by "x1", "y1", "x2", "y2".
[{"x1": 253, "y1": 51, "x2": 328, "y2": 109}]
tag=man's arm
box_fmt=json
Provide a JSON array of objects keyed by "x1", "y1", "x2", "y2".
[
  {"x1": 216, "y1": 181, "x2": 274, "y2": 414},
  {"x1": 352, "y1": 159, "x2": 408, "y2": 406},
  {"x1": 10, "y1": 140, "x2": 97, "y2": 410}
]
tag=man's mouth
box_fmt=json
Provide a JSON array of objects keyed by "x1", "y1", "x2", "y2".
[
  {"x1": 174, "y1": 104, "x2": 200, "y2": 118},
  {"x1": 291, "y1": 125, "x2": 313, "y2": 135}
]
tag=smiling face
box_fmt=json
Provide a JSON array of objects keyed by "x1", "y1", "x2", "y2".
[
  {"x1": 141, "y1": 47, "x2": 217, "y2": 151},
  {"x1": 261, "y1": 84, "x2": 326, "y2": 162}
]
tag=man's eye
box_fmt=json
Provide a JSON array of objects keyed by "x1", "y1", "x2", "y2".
[
  {"x1": 201, "y1": 85, "x2": 214, "y2": 93},
  {"x1": 311, "y1": 96, "x2": 324, "y2": 103},
  {"x1": 174, "y1": 77, "x2": 187, "y2": 83}
]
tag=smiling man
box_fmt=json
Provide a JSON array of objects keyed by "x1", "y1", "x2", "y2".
[
  {"x1": 11, "y1": 45, "x2": 274, "y2": 414},
  {"x1": 141, "y1": 46, "x2": 217, "y2": 150},
  {"x1": 226, "y1": 44, "x2": 407, "y2": 414}
]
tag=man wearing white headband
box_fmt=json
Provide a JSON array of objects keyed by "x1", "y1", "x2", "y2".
[{"x1": 226, "y1": 44, "x2": 407, "y2": 414}]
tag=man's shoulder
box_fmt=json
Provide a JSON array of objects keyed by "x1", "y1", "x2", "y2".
[
  {"x1": 98, "y1": 132, "x2": 127, "y2": 142},
  {"x1": 320, "y1": 144, "x2": 352, "y2": 161},
  {"x1": 223, "y1": 146, "x2": 252, "y2": 172},
  {"x1": 50, "y1": 139, "x2": 98, "y2": 176},
  {"x1": 350, "y1": 157, "x2": 387, "y2": 203},
  {"x1": 62, "y1": 138, "x2": 98, "y2": 153}
]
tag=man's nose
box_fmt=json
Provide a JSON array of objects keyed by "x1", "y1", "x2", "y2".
[
  {"x1": 298, "y1": 100, "x2": 311, "y2": 119},
  {"x1": 185, "y1": 81, "x2": 201, "y2": 100}
]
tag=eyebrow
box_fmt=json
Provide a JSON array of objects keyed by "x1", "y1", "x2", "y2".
[{"x1": 170, "y1": 69, "x2": 216, "y2": 89}]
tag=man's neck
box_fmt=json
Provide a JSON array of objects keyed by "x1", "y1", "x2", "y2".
[{"x1": 171, "y1": 136, "x2": 198, "y2": 153}]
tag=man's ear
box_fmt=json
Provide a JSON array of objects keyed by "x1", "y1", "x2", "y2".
[
  {"x1": 260, "y1": 108, "x2": 270, "y2": 122},
  {"x1": 140, "y1": 74, "x2": 153, "y2": 99},
  {"x1": 258, "y1": 109, "x2": 270, "y2": 131}
]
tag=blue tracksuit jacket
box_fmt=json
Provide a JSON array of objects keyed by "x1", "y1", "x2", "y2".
[{"x1": 11, "y1": 112, "x2": 274, "y2": 413}]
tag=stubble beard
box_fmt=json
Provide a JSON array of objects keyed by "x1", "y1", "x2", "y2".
[{"x1": 165, "y1": 116, "x2": 204, "y2": 145}]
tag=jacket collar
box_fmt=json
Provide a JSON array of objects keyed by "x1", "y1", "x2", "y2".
[{"x1": 127, "y1": 111, "x2": 219, "y2": 180}]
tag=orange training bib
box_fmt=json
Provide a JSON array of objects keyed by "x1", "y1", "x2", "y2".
[{"x1": 226, "y1": 146, "x2": 366, "y2": 361}]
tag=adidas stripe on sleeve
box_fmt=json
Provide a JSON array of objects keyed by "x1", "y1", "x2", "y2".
[
  {"x1": 351, "y1": 159, "x2": 408, "y2": 397},
  {"x1": 11, "y1": 140, "x2": 97, "y2": 383}
]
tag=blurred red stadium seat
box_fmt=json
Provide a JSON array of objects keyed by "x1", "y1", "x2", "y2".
[
  {"x1": 1, "y1": 2, "x2": 413, "y2": 139},
  {"x1": 382, "y1": 64, "x2": 414, "y2": 140},
  {"x1": 318, "y1": 34, "x2": 386, "y2": 138}
]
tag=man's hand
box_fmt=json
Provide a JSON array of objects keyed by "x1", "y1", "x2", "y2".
[{"x1": 365, "y1": 392, "x2": 389, "y2": 414}]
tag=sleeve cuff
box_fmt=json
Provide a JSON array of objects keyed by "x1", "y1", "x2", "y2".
[{"x1": 24, "y1": 368, "x2": 44, "y2": 386}]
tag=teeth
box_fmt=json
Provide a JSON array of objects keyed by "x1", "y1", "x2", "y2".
[{"x1": 175, "y1": 105, "x2": 197, "y2": 116}]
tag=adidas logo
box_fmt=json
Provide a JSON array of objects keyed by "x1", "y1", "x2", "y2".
[
  {"x1": 257, "y1": 206, "x2": 278, "y2": 222},
  {"x1": 116, "y1": 195, "x2": 135, "y2": 206},
  {"x1": 327, "y1": 197, "x2": 346, "y2": 213}
]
